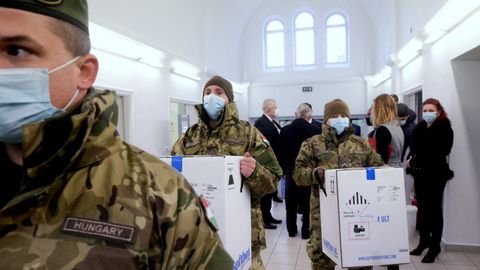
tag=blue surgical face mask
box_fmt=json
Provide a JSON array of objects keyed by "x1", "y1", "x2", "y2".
[
  {"x1": 0, "y1": 57, "x2": 80, "y2": 144},
  {"x1": 423, "y1": 112, "x2": 437, "y2": 124},
  {"x1": 203, "y1": 94, "x2": 225, "y2": 120},
  {"x1": 328, "y1": 117, "x2": 350, "y2": 135},
  {"x1": 400, "y1": 119, "x2": 407, "y2": 126}
]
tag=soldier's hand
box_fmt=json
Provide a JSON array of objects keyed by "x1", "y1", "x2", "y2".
[
  {"x1": 314, "y1": 167, "x2": 327, "y2": 196},
  {"x1": 313, "y1": 167, "x2": 325, "y2": 186},
  {"x1": 240, "y1": 152, "x2": 256, "y2": 178}
]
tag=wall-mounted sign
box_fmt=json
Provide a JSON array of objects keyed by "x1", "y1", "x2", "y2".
[{"x1": 302, "y1": 86, "x2": 313, "y2": 92}]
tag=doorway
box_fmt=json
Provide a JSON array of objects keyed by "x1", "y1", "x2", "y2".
[
  {"x1": 403, "y1": 89, "x2": 422, "y2": 123},
  {"x1": 169, "y1": 99, "x2": 198, "y2": 148}
]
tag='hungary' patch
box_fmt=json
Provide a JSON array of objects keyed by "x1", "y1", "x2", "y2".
[{"x1": 62, "y1": 217, "x2": 136, "y2": 244}]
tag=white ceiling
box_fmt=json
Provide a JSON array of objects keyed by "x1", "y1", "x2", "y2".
[{"x1": 88, "y1": 0, "x2": 389, "y2": 65}]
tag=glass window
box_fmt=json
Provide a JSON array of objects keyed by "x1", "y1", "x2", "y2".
[
  {"x1": 265, "y1": 20, "x2": 285, "y2": 69},
  {"x1": 326, "y1": 13, "x2": 348, "y2": 64},
  {"x1": 295, "y1": 12, "x2": 315, "y2": 66}
]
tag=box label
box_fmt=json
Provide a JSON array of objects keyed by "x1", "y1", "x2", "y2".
[
  {"x1": 348, "y1": 222, "x2": 370, "y2": 240},
  {"x1": 171, "y1": 156, "x2": 183, "y2": 172},
  {"x1": 366, "y1": 167, "x2": 375, "y2": 180}
]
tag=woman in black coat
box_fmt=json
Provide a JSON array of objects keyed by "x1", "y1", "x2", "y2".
[{"x1": 408, "y1": 98, "x2": 454, "y2": 263}]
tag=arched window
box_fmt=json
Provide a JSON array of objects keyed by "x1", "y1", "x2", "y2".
[
  {"x1": 326, "y1": 13, "x2": 348, "y2": 65},
  {"x1": 264, "y1": 20, "x2": 285, "y2": 69},
  {"x1": 294, "y1": 12, "x2": 315, "y2": 67}
]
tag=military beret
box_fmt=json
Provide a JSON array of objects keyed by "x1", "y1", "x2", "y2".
[
  {"x1": 203, "y1": 76, "x2": 234, "y2": 102},
  {"x1": 0, "y1": 0, "x2": 89, "y2": 34}
]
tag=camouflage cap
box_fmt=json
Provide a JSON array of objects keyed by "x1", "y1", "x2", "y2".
[
  {"x1": 203, "y1": 76, "x2": 234, "y2": 102},
  {"x1": 323, "y1": 99, "x2": 350, "y2": 122},
  {"x1": 0, "y1": 0, "x2": 89, "y2": 34}
]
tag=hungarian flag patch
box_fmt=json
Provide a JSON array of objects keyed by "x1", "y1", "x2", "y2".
[
  {"x1": 200, "y1": 196, "x2": 219, "y2": 230},
  {"x1": 260, "y1": 134, "x2": 270, "y2": 146}
]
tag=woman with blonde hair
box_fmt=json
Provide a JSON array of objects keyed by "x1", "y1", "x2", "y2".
[
  {"x1": 370, "y1": 94, "x2": 404, "y2": 270},
  {"x1": 370, "y1": 94, "x2": 405, "y2": 166}
]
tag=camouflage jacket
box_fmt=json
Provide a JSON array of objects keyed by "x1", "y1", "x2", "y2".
[
  {"x1": 0, "y1": 89, "x2": 233, "y2": 270},
  {"x1": 294, "y1": 125, "x2": 384, "y2": 187},
  {"x1": 171, "y1": 103, "x2": 282, "y2": 206},
  {"x1": 293, "y1": 125, "x2": 383, "y2": 250},
  {"x1": 171, "y1": 103, "x2": 282, "y2": 252}
]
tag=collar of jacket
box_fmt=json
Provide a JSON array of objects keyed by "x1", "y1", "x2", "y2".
[
  {"x1": 321, "y1": 124, "x2": 355, "y2": 144},
  {"x1": 195, "y1": 102, "x2": 240, "y2": 129},
  {"x1": 20, "y1": 88, "x2": 122, "y2": 185}
]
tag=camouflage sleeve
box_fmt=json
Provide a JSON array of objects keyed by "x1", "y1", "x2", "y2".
[
  {"x1": 150, "y1": 169, "x2": 233, "y2": 269},
  {"x1": 362, "y1": 137, "x2": 385, "y2": 167},
  {"x1": 171, "y1": 134, "x2": 186, "y2": 155},
  {"x1": 245, "y1": 125, "x2": 283, "y2": 198},
  {"x1": 293, "y1": 139, "x2": 318, "y2": 187}
]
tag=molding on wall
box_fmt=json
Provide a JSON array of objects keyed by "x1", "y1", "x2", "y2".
[
  {"x1": 443, "y1": 241, "x2": 480, "y2": 253},
  {"x1": 445, "y1": 244, "x2": 480, "y2": 253},
  {"x1": 250, "y1": 76, "x2": 365, "y2": 88}
]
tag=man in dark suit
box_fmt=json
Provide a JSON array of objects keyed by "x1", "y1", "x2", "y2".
[
  {"x1": 254, "y1": 99, "x2": 283, "y2": 229},
  {"x1": 304, "y1": 103, "x2": 322, "y2": 130},
  {"x1": 279, "y1": 103, "x2": 321, "y2": 238}
]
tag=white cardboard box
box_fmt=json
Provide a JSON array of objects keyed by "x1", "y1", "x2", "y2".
[
  {"x1": 160, "y1": 156, "x2": 251, "y2": 270},
  {"x1": 320, "y1": 167, "x2": 410, "y2": 268}
]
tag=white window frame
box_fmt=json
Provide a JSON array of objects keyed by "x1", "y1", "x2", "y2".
[
  {"x1": 263, "y1": 18, "x2": 286, "y2": 72},
  {"x1": 325, "y1": 11, "x2": 349, "y2": 67},
  {"x1": 293, "y1": 10, "x2": 316, "y2": 70}
]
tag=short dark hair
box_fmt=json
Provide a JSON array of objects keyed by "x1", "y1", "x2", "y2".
[
  {"x1": 397, "y1": 103, "x2": 410, "y2": 117},
  {"x1": 391, "y1": 94, "x2": 399, "y2": 102},
  {"x1": 49, "y1": 18, "x2": 91, "y2": 56}
]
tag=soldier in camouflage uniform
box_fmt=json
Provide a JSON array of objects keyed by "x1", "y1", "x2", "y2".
[
  {"x1": 172, "y1": 76, "x2": 283, "y2": 270},
  {"x1": 0, "y1": 1, "x2": 233, "y2": 269},
  {"x1": 293, "y1": 99, "x2": 384, "y2": 270}
]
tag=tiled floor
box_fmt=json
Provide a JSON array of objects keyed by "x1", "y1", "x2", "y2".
[{"x1": 261, "y1": 202, "x2": 480, "y2": 270}]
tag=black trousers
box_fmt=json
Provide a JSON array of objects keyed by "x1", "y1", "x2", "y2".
[
  {"x1": 414, "y1": 173, "x2": 447, "y2": 249},
  {"x1": 261, "y1": 192, "x2": 275, "y2": 223},
  {"x1": 285, "y1": 174, "x2": 310, "y2": 235}
]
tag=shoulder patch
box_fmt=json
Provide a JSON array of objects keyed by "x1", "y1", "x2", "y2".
[
  {"x1": 259, "y1": 134, "x2": 270, "y2": 146},
  {"x1": 199, "y1": 196, "x2": 219, "y2": 231},
  {"x1": 225, "y1": 137, "x2": 245, "y2": 145},
  {"x1": 62, "y1": 217, "x2": 136, "y2": 244}
]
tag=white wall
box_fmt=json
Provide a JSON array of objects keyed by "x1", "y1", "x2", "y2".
[
  {"x1": 242, "y1": 0, "x2": 377, "y2": 82},
  {"x1": 242, "y1": 0, "x2": 378, "y2": 118},
  {"x1": 89, "y1": 0, "x2": 207, "y2": 67},
  {"x1": 248, "y1": 78, "x2": 366, "y2": 118},
  {"x1": 395, "y1": 0, "x2": 448, "y2": 49},
  {"x1": 398, "y1": 10, "x2": 480, "y2": 248}
]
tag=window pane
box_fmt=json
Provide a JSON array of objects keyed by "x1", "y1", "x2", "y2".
[
  {"x1": 327, "y1": 26, "x2": 347, "y2": 63},
  {"x1": 267, "y1": 20, "x2": 284, "y2": 31},
  {"x1": 295, "y1": 29, "x2": 315, "y2": 65},
  {"x1": 326, "y1": 14, "x2": 345, "y2": 26},
  {"x1": 295, "y1": 12, "x2": 314, "y2": 28},
  {"x1": 266, "y1": 32, "x2": 285, "y2": 67}
]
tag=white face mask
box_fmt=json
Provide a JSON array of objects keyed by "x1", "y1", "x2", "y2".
[
  {"x1": 0, "y1": 57, "x2": 81, "y2": 144},
  {"x1": 274, "y1": 107, "x2": 280, "y2": 117},
  {"x1": 327, "y1": 117, "x2": 350, "y2": 135},
  {"x1": 203, "y1": 94, "x2": 225, "y2": 120}
]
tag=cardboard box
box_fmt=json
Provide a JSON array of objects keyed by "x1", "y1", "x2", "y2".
[
  {"x1": 320, "y1": 167, "x2": 410, "y2": 268},
  {"x1": 161, "y1": 156, "x2": 251, "y2": 270}
]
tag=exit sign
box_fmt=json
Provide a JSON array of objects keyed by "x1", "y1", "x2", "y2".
[{"x1": 302, "y1": 86, "x2": 313, "y2": 92}]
